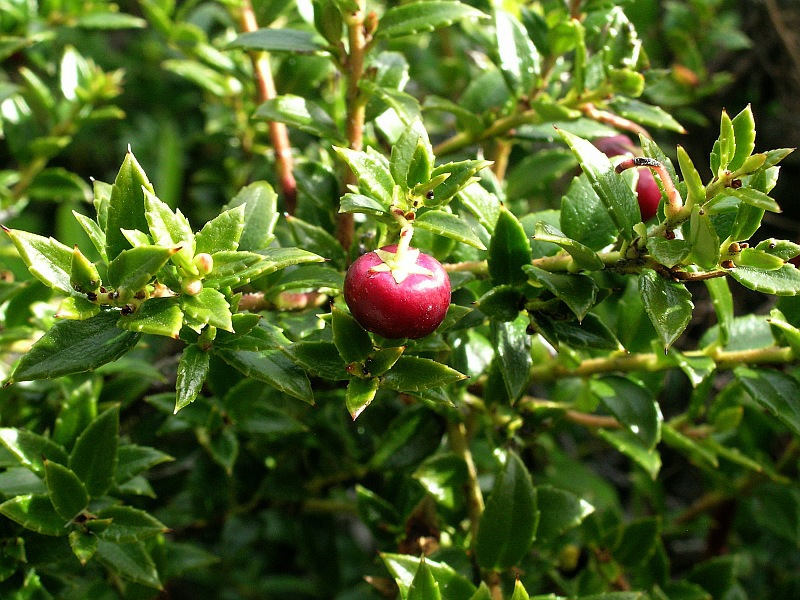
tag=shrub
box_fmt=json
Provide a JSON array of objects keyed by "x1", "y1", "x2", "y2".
[{"x1": 1, "y1": 1, "x2": 799, "y2": 598}]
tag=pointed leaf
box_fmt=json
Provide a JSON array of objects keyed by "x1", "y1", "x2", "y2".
[
  {"x1": 203, "y1": 248, "x2": 323, "y2": 290},
  {"x1": 346, "y1": 377, "x2": 381, "y2": 420},
  {"x1": 105, "y1": 151, "x2": 154, "y2": 260},
  {"x1": 118, "y1": 297, "x2": 184, "y2": 339},
  {"x1": 560, "y1": 175, "x2": 618, "y2": 251},
  {"x1": 525, "y1": 265, "x2": 598, "y2": 321},
  {"x1": 334, "y1": 146, "x2": 393, "y2": 206},
  {"x1": 144, "y1": 189, "x2": 194, "y2": 253},
  {"x1": 69, "y1": 530, "x2": 98, "y2": 565},
  {"x1": 427, "y1": 160, "x2": 492, "y2": 207},
  {"x1": 256, "y1": 95, "x2": 343, "y2": 141},
  {"x1": 730, "y1": 104, "x2": 756, "y2": 172},
  {"x1": 535, "y1": 485, "x2": 595, "y2": 541},
  {"x1": 175, "y1": 345, "x2": 210, "y2": 413},
  {"x1": 96, "y1": 506, "x2": 168, "y2": 542},
  {"x1": 375, "y1": 1, "x2": 487, "y2": 39},
  {"x1": 639, "y1": 269, "x2": 693, "y2": 350},
  {"x1": 96, "y1": 539, "x2": 162, "y2": 589},
  {"x1": 408, "y1": 558, "x2": 441, "y2": 600},
  {"x1": 0, "y1": 494, "x2": 68, "y2": 536},
  {"x1": 107, "y1": 245, "x2": 177, "y2": 295},
  {"x1": 598, "y1": 429, "x2": 661, "y2": 479},
  {"x1": 381, "y1": 356, "x2": 466, "y2": 393},
  {"x1": 494, "y1": 9, "x2": 539, "y2": 96},
  {"x1": 332, "y1": 306, "x2": 373, "y2": 364},
  {"x1": 559, "y1": 128, "x2": 638, "y2": 240},
  {"x1": 214, "y1": 348, "x2": 314, "y2": 404},
  {"x1": 531, "y1": 221, "x2": 604, "y2": 271},
  {"x1": 3, "y1": 228, "x2": 73, "y2": 294},
  {"x1": 0, "y1": 429, "x2": 69, "y2": 474},
  {"x1": 476, "y1": 450, "x2": 538, "y2": 570},
  {"x1": 735, "y1": 367, "x2": 800, "y2": 436},
  {"x1": 414, "y1": 209, "x2": 486, "y2": 249},
  {"x1": 44, "y1": 461, "x2": 89, "y2": 521},
  {"x1": 728, "y1": 264, "x2": 800, "y2": 296},
  {"x1": 228, "y1": 28, "x2": 327, "y2": 54},
  {"x1": 381, "y1": 553, "x2": 477, "y2": 600},
  {"x1": 488, "y1": 206, "x2": 531, "y2": 285},
  {"x1": 224, "y1": 182, "x2": 279, "y2": 251},
  {"x1": 591, "y1": 376, "x2": 662, "y2": 449},
  {"x1": 492, "y1": 315, "x2": 531, "y2": 401},
  {"x1": 195, "y1": 204, "x2": 245, "y2": 254},
  {"x1": 9, "y1": 311, "x2": 140, "y2": 382},
  {"x1": 181, "y1": 287, "x2": 233, "y2": 332},
  {"x1": 69, "y1": 405, "x2": 119, "y2": 497}
]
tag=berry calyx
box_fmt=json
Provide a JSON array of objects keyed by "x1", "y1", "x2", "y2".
[{"x1": 343, "y1": 244, "x2": 451, "y2": 339}]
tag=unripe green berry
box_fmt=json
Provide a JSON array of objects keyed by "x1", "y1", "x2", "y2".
[
  {"x1": 193, "y1": 253, "x2": 214, "y2": 276},
  {"x1": 182, "y1": 278, "x2": 203, "y2": 296}
]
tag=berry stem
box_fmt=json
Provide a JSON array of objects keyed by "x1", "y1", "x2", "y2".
[{"x1": 615, "y1": 157, "x2": 684, "y2": 218}]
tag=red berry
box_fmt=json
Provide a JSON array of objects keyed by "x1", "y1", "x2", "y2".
[
  {"x1": 594, "y1": 135, "x2": 662, "y2": 221},
  {"x1": 343, "y1": 244, "x2": 451, "y2": 339},
  {"x1": 635, "y1": 167, "x2": 662, "y2": 221}
]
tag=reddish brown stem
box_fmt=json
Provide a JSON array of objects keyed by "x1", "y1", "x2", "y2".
[
  {"x1": 615, "y1": 156, "x2": 684, "y2": 217},
  {"x1": 239, "y1": 0, "x2": 297, "y2": 214}
]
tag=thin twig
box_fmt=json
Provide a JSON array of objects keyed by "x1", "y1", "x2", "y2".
[{"x1": 238, "y1": 0, "x2": 298, "y2": 214}]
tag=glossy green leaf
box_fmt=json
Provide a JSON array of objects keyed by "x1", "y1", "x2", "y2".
[
  {"x1": 607, "y1": 98, "x2": 684, "y2": 133},
  {"x1": 494, "y1": 9, "x2": 539, "y2": 97},
  {"x1": 598, "y1": 429, "x2": 661, "y2": 479},
  {"x1": 107, "y1": 246, "x2": 176, "y2": 295},
  {"x1": 96, "y1": 506, "x2": 167, "y2": 542},
  {"x1": 195, "y1": 204, "x2": 245, "y2": 255},
  {"x1": 661, "y1": 423, "x2": 718, "y2": 470},
  {"x1": 72, "y1": 211, "x2": 108, "y2": 261},
  {"x1": 115, "y1": 445, "x2": 173, "y2": 484},
  {"x1": 118, "y1": 297, "x2": 183, "y2": 339},
  {"x1": 488, "y1": 206, "x2": 531, "y2": 285},
  {"x1": 706, "y1": 277, "x2": 734, "y2": 347},
  {"x1": 285, "y1": 216, "x2": 347, "y2": 266},
  {"x1": 476, "y1": 285, "x2": 523, "y2": 322},
  {"x1": 734, "y1": 248, "x2": 784, "y2": 270},
  {"x1": 677, "y1": 146, "x2": 705, "y2": 207},
  {"x1": 215, "y1": 348, "x2": 314, "y2": 404},
  {"x1": 476, "y1": 450, "x2": 538, "y2": 570},
  {"x1": 0, "y1": 429, "x2": 69, "y2": 474},
  {"x1": 105, "y1": 151, "x2": 154, "y2": 261},
  {"x1": 506, "y1": 149, "x2": 577, "y2": 201},
  {"x1": 639, "y1": 269, "x2": 693, "y2": 350},
  {"x1": 510, "y1": 580, "x2": 530, "y2": 600},
  {"x1": 381, "y1": 356, "x2": 466, "y2": 393},
  {"x1": 535, "y1": 485, "x2": 595, "y2": 541},
  {"x1": 468, "y1": 583, "x2": 492, "y2": 600},
  {"x1": 525, "y1": 265, "x2": 598, "y2": 321},
  {"x1": 69, "y1": 405, "x2": 119, "y2": 498},
  {"x1": 408, "y1": 558, "x2": 441, "y2": 600},
  {"x1": 375, "y1": 1, "x2": 487, "y2": 40},
  {"x1": 414, "y1": 209, "x2": 486, "y2": 249},
  {"x1": 729, "y1": 187, "x2": 781, "y2": 213},
  {"x1": 715, "y1": 110, "x2": 736, "y2": 174},
  {"x1": 0, "y1": 494, "x2": 68, "y2": 536},
  {"x1": 9, "y1": 311, "x2": 140, "y2": 382},
  {"x1": 204, "y1": 248, "x2": 323, "y2": 290},
  {"x1": 334, "y1": 146, "x2": 393, "y2": 206},
  {"x1": 143, "y1": 189, "x2": 194, "y2": 254},
  {"x1": 492, "y1": 315, "x2": 531, "y2": 401},
  {"x1": 381, "y1": 553, "x2": 477, "y2": 600},
  {"x1": 728, "y1": 264, "x2": 800, "y2": 296},
  {"x1": 559, "y1": 129, "x2": 639, "y2": 240},
  {"x1": 182, "y1": 288, "x2": 233, "y2": 332},
  {"x1": 735, "y1": 367, "x2": 800, "y2": 436},
  {"x1": 756, "y1": 238, "x2": 800, "y2": 261},
  {"x1": 256, "y1": 95, "x2": 342, "y2": 141},
  {"x1": 426, "y1": 160, "x2": 492, "y2": 207},
  {"x1": 44, "y1": 460, "x2": 88, "y2": 521},
  {"x1": 552, "y1": 312, "x2": 624, "y2": 351},
  {"x1": 69, "y1": 530, "x2": 98, "y2": 565},
  {"x1": 729, "y1": 104, "x2": 756, "y2": 173},
  {"x1": 70, "y1": 245, "x2": 101, "y2": 294},
  {"x1": 283, "y1": 341, "x2": 351, "y2": 381},
  {"x1": 688, "y1": 206, "x2": 720, "y2": 270},
  {"x1": 224, "y1": 182, "x2": 279, "y2": 251},
  {"x1": 339, "y1": 193, "x2": 391, "y2": 218},
  {"x1": 96, "y1": 539, "x2": 161, "y2": 589},
  {"x1": 370, "y1": 407, "x2": 445, "y2": 470},
  {"x1": 531, "y1": 221, "x2": 604, "y2": 271},
  {"x1": 4, "y1": 228, "x2": 73, "y2": 295},
  {"x1": 346, "y1": 377, "x2": 380, "y2": 420},
  {"x1": 0, "y1": 468, "x2": 46, "y2": 496},
  {"x1": 615, "y1": 517, "x2": 661, "y2": 567},
  {"x1": 332, "y1": 306, "x2": 373, "y2": 364},
  {"x1": 458, "y1": 182, "x2": 501, "y2": 232},
  {"x1": 391, "y1": 120, "x2": 433, "y2": 191},
  {"x1": 365, "y1": 346, "x2": 405, "y2": 376},
  {"x1": 175, "y1": 345, "x2": 210, "y2": 413},
  {"x1": 560, "y1": 174, "x2": 618, "y2": 251},
  {"x1": 228, "y1": 28, "x2": 328, "y2": 54},
  {"x1": 647, "y1": 235, "x2": 690, "y2": 268},
  {"x1": 591, "y1": 376, "x2": 662, "y2": 449},
  {"x1": 413, "y1": 453, "x2": 467, "y2": 512}
]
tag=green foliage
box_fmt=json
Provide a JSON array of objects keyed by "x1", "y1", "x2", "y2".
[{"x1": 0, "y1": 0, "x2": 798, "y2": 598}]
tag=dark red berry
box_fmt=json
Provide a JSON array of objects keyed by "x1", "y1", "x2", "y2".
[
  {"x1": 343, "y1": 244, "x2": 451, "y2": 339},
  {"x1": 594, "y1": 135, "x2": 662, "y2": 221}
]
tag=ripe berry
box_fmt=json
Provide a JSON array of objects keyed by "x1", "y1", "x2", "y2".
[
  {"x1": 594, "y1": 135, "x2": 663, "y2": 221},
  {"x1": 343, "y1": 244, "x2": 451, "y2": 339}
]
